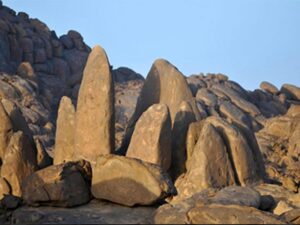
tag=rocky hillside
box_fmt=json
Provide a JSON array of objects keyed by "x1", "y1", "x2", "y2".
[{"x1": 1, "y1": 2, "x2": 300, "y2": 224}]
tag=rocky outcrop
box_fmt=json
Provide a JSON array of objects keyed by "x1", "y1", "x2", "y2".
[
  {"x1": 256, "y1": 105, "x2": 300, "y2": 192},
  {"x1": 0, "y1": 101, "x2": 13, "y2": 160},
  {"x1": 54, "y1": 96, "x2": 75, "y2": 165},
  {"x1": 74, "y1": 45, "x2": 114, "y2": 164},
  {"x1": 22, "y1": 160, "x2": 92, "y2": 207},
  {"x1": 92, "y1": 155, "x2": 176, "y2": 207},
  {"x1": 126, "y1": 104, "x2": 172, "y2": 171}
]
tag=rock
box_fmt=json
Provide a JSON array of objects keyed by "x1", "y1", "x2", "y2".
[
  {"x1": 173, "y1": 123, "x2": 235, "y2": 201},
  {"x1": 206, "y1": 116, "x2": 263, "y2": 186},
  {"x1": 74, "y1": 45, "x2": 114, "y2": 164},
  {"x1": 59, "y1": 34, "x2": 73, "y2": 49},
  {"x1": 22, "y1": 160, "x2": 92, "y2": 207},
  {"x1": 35, "y1": 138, "x2": 52, "y2": 169},
  {"x1": 281, "y1": 176, "x2": 298, "y2": 193},
  {"x1": 260, "y1": 195, "x2": 276, "y2": 211},
  {"x1": 281, "y1": 84, "x2": 300, "y2": 101},
  {"x1": 185, "y1": 121, "x2": 204, "y2": 170},
  {"x1": 54, "y1": 96, "x2": 76, "y2": 165},
  {"x1": 126, "y1": 104, "x2": 172, "y2": 171},
  {"x1": 1, "y1": 131, "x2": 37, "y2": 197},
  {"x1": 280, "y1": 209, "x2": 300, "y2": 224},
  {"x1": 219, "y1": 100, "x2": 252, "y2": 130},
  {"x1": 196, "y1": 88, "x2": 218, "y2": 106},
  {"x1": 211, "y1": 186, "x2": 261, "y2": 208},
  {"x1": 34, "y1": 48, "x2": 47, "y2": 64},
  {"x1": 12, "y1": 199, "x2": 155, "y2": 225},
  {"x1": 0, "y1": 177, "x2": 11, "y2": 199},
  {"x1": 16, "y1": 62, "x2": 36, "y2": 82},
  {"x1": 122, "y1": 58, "x2": 194, "y2": 152},
  {"x1": 91, "y1": 154, "x2": 176, "y2": 207},
  {"x1": 188, "y1": 204, "x2": 285, "y2": 224},
  {"x1": 170, "y1": 100, "x2": 196, "y2": 179},
  {"x1": 287, "y1": 105, "x2": 300, "y2": 117},
  {"x1": 113, "y1": 67, "x2": 144, "y2": 83},
  {"x1": 0, "y1": 195, "x2": 22, "y2": 210},
  {"x1": 212, "y1": 84, "x2": 261, "y2": 117},
  {"x1": 273, "y1": 201, "x2": 294, "y2": 216},
  {"x1": 0, "y1": 101, "x2": 13, "y2": 160},
  {"x1": 260, "y1": 81, "x2": 279, "y2": 94}
]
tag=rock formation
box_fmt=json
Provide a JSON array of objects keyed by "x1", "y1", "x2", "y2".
[
  {"x1": 74, "y1": 45, "x2": 114, "y2": 164},
  {"x1": 0, "y1": 2, "x2": 299, "y2": 224}
]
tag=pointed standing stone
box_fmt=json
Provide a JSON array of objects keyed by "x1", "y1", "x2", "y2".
[
  {"x1": 54, "y1": 96, "x2": 76, "y2": 165},
  {"x1": 74, "y1": 45, "x2": 114, "y2": 164},
  {"x1": 126, "y1": 104, "x2": 172, "y2": 171}
]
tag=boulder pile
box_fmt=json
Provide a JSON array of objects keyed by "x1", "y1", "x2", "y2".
[{"x1": 0, "y1": 2, "x2": 300, "y2": 224}]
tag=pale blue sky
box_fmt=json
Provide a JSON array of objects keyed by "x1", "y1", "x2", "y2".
[{"x1": 4, "y1": 0, "x2": 300, "y2": 90}]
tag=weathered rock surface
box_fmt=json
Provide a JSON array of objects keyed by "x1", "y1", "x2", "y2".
[
  {"x1": 75, "y1": 45, "x2": 114, "y2": 164},
  {"x1": 1, "y1": 131, "x2": 37, "y2": 197},
  {"x1": 11, "y1": 200, "x2": 155, "y2": 224},
  {"x1": 22, "y1": 160, "x2": 91, "y2": 207},
  {"x1": 126, "y1": 104, "x2": 172, "y2": 171},
  {"x1": 260, "y1": 81, "x2": 279, "y2": 94},
  {"x1": 92, "y1": 155, "x2": 176, "y2": 207},
  {"x1": 54, "y1": 96, "x2": 75, "y2": 165},
  {"x1": 281, "y1": 84, "x2": 300, "y2": 101}
]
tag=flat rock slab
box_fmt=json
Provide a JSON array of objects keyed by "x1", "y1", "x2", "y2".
[{"x1": 11, "y1": 200, "x2": 156, "y2": 224}]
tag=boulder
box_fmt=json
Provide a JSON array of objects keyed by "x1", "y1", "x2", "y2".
[
  {"x1": 121, "y1": 58, "x2": 194, "y2": 152},
  {"x1": 54, "y1": 96, "x2": 76, "y2": 165},
  {"x1": 174, "y1": 123, "x2": 235, "y2": 201},
  {"x1": 0, "y1": 101, "x2": 13, "y2": 160},
  {"x1": 206, "y1": 116, "x2": 263, "y2": 186},
  {"x1": 170, "y1": 100, "x2": 196, "y2": 179},
  {"x1": 0, "y1": 177, "x2": 11, "y2": 199},
  {"x1": 281, "y1": 84, "x2": 300, "y2": 101},
  {"x1": 91, "y1": 154, "x2": 176, "y2": 207},
  {"x1": 1, "y1": 131, "x2": 37, "y2": 197},
  {"x1": 22, "y1": 160, "x2": 92, "y2": 207},
  {"x1": 75, "y1": 45, "x2": 114, "y2": 164},
  {"x1": 126, "y1": 104, "x2": 172, "y2": 171},
  {"x1": 187, "y1": 204, "x2": 285, "y2": 224},
  {"x1": 16, "y1": 62, "x2": 36, "y2": 82},
  {"x1": 34, "y1": 138, "x2": 52, "y2": 169},
  {"x1": 211, "y1": 186, "x2": 261, "y2": 208},
  {"x1": 260, "y1": 81, "x2": 279, "y2": 94}
]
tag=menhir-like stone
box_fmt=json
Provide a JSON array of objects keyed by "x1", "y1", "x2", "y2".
[
  {"x1": 1, "y1": 131, "x2": 37, "y2": 197},
  {"x1": 174, "y1": 123, "x2": 235, "y2": 201},
  {"x1": 121, "y1": 58, "x2": 195, "y2": 152},
  {"x1": 74, "y1": 45, "x2": 114, "y2": 164},
  {"x1": 126, "y1": 104, "x2": 172, "y2": 171},
  {"x1": 170, "y1": 100, "x2": 196, "y2": 180},
  {"x1": 0, "y1": 101, "x2": 13, "y2": 160},
  {"x1": 281, "y1": 84, "x2": 300, "y2": 101},
  {"x1": 91, "y1": 155, "x2": 176, "y2": 207},
  {"x1": 260, "y1": 81, "x2": 279, "y2": 94},
  {"x1": 22, "y1": 160, "x2": 92, "y2": 207},
  {"x1": 54, "y1": 96, "x2": 76, "y2": 165}
]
